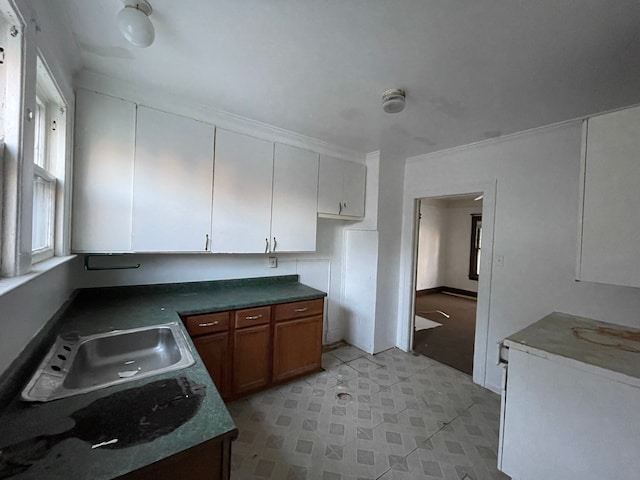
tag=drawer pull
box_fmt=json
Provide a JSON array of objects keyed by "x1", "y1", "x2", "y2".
[
  {"x1": 245, "y1": 314, "x2": 263, "y2": 320},
  {"x1": 198, "y1": 321, "x2": 219, "y2": 327},
  {"x1": 294, "y1": 307, "x2": 308, "y2": 312}
]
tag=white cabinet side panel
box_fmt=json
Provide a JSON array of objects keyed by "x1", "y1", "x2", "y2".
[
  {"x1": 342, "y1": 160, "x2": 366, "y2": 218},
  {"x1": 211, "y1": 129, "x2": 273, "y2": 253},
  {"x1": 343, "y1": 230, "x2": 378, "y2": 353},
  {"x1": 317, "y1": 155, "x2": 343, "y2": 215},
  {"x1": 72, "y1": 90, "x2": 135, "y2": 252},
  {"x1": 502, "y1": 348, "x2": 640, "y2": 480},
  {"x1": 271, "y1": 144, "x2": 319, "y2": 252},
  {"x1": 132, "y1": 106, "x2": 214, "y2": 252},
  {"x1": 580, "y1": 106, "x2": 640, "y2": 288}
]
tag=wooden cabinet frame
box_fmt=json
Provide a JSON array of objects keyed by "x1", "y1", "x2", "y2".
[{"x1": 183, "y1": 298, "x2": 324, "y2": 401}]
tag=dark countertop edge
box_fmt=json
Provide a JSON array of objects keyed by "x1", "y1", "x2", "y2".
[
  {"x1": 76, "y1": 274, "x2": 302, "y2": 297},
  {"x1": 177, "y1": 291, "x2": 327, "y2": 316}
]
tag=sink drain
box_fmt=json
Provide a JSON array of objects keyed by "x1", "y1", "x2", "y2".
[{"x1": 336, "y1": 392, "x2": 352, "y2": 401}]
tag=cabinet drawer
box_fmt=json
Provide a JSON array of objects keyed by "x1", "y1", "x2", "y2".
[
  {"x1": 274, "y1": 298, "x2": 323, "y2": 322},
  {"x1": 235, "y1": 306, "x2": 271, "y2": 329},
  {"x1": 184, "y1": 311, "x2": 230, "y2": 336}
]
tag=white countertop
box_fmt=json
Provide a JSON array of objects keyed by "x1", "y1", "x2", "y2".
[{"x1": 503, "y1": 312, "x2": 640, "y2": 388}]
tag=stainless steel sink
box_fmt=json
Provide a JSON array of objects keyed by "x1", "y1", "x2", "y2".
[{"x1": 22, "y1": 323, "x2": 195, "y2": 402}]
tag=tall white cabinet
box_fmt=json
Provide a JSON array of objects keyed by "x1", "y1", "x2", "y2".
[
  {"x1": 132, "y1": 106, "x2": 214, "y2": 252},
  {"x1": 72, "y1": 90, "x2": 136, "y2": 252},
  {"x1": 577, "y1": 104, "x2": 640, "y2": 288}
]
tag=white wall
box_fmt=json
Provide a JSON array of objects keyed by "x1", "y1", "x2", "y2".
[
  {"x1": 416, "y1": 202, "x2": 447, "y2": 290},
  {"x1": 416, "y1": 201, "x2": 481, "y2": 292},
  {"x1": 401, "y1": 121, "x2": 640, "y2": 392},
  {"x1": 0, "y1": 258, "x2": 79, "y2": 376}
]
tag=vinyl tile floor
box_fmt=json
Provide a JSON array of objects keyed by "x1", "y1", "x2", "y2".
[{"x1": 228, "y1": 345, "x2": 511, "y2": 480}]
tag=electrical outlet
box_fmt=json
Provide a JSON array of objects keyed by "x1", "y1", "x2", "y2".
[{"x1": 268, "y1": 256, "x2": 277, "y2": 268}]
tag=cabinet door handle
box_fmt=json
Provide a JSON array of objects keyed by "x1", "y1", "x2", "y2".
[
  {"x1": 273, "y1": 237, "x2": 277, "y2": 252},
  {"x1": 338, "y1": 202, "x2": 342, "y2": 215},
  {"x1": 294, "y1": 307, "x2": 308, "y2": 312},
  {"x1": 245, "y1": 314, "x2": 263, "y2": 320},
  {"x1": 205, "y1": 234, "x2": 210, "y2": 251},
  {"x1": 265, "y1": 238, "x2": 269, "y2": 254},
  {"x1": 198, "y1": 321, "x2": 219, "y2": 327}
]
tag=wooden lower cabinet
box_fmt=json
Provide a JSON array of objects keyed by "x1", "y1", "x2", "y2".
[
  {"x1": 273, "y1": 315, "x2": 323, "y2": 382},
  {"x1": 232, "y1": 324, "x2": 271, "y2": 395},
  {"x1": 118, "y1": 434, "x2": 234, "y2": 480},
  {"x1": 183, "y1": 297, "x2": 324, "y2": 402},
  {"x1": 193, "y1": 333, "x2": 230, "y2": 400}
]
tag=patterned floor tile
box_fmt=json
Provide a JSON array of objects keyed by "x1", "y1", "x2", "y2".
[
  {"x1": 327, "y1": 345, "x2": 367, "y2": 363},
  {"x1": 228, "y1": 346, "x2": 509, "y2": 480}
]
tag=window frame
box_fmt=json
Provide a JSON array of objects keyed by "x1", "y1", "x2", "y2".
[
  {"x1": 30, "y1": 56, "x2": 66, "y2": 265},
  {"x1": 469, "y1": 214, "x2": 482, "y2": 281}
]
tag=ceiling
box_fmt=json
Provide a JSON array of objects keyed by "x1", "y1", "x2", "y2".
[{"x1": 58, "y1": 0, "x2": 640, "y2": 158}]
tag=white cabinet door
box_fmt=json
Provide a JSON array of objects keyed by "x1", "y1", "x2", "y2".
[
  {"x1": 72, "y1": 89, "x2": 135, "y2": 252},
  {"x1": 318, "y1": 155, "x2": 366, "y2": 218},
  {"x1": 211, "y1": 129, "x2": 274, "y2": 253},
  {"x1": 342, "y1": 160, "x2": 366, "y2": 218},
  {"x1": 271, "y1": 144, "x2": 319, "y2": 252},
  {"x1": 132, "y1": 106, "x2": 214, "y2": 252},
  {"x1": 578, "y1": 105, "x2": 640, "y2": 288},
  {"x1": 317, "y1": 155, "x2": 343, "y2": 215}
]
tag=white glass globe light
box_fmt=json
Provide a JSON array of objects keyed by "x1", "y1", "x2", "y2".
[{"x1": 117, "y1": 4, "x2": 154, "y2": 48}]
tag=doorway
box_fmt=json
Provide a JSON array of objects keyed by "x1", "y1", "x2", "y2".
[{"x1": 412, "y1": 195, "x2": 482, "y2": 375}]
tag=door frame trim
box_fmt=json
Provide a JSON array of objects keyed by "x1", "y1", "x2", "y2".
[{"x1": 396, "y1": 179, "x2": 497, "y2": 387}]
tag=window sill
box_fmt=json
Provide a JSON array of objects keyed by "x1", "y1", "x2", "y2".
[{"x1": 0, "y1": 255, "x2": 76, "y2": 297}]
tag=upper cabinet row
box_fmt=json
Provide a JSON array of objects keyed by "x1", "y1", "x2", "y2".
[
  {"x1": 72, "y1": 89, "x2": 366, "y2": 254},
  {"x1": 577, "y1": 103, "x2": 640, "y2": 289}
]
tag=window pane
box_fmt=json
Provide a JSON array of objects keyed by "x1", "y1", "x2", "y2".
[
  {"x1": 32, "y1": 174, "x2": 54, "y2": 252},
  {"x1": 34, "y1": 97, "x2": 46, "y2": 168}
]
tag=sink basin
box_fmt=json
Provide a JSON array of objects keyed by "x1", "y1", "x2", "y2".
[{"x1": 22, "y1": 323, "x2": 195, "y2": 402}]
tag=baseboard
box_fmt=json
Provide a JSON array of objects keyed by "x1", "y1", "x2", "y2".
[{"x1": 416, "y1": 286, "x2": 477, "y2": 298}]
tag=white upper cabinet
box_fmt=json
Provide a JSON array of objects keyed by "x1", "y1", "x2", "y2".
[
  {"x1": 342, "y1": 159, "x2": 366, "y2": 218},
  {"x1": 211, "y1": 130, "x2": 320, "y2": 253},
  {"x1": 211, "y1": 129, "x2": 274, "y2": 253},
  {"x1": 271, "y1": 144, "x2": 319, "y2": 252},
  {"x1": 317, "y1": 155, "x2": 366, "y2": 219},
  {"x1": 578, "y1": 105, "x2": 640, "y2": 288},
  {"x1": 132, "y1": 106, "x2": 214, "y2": 252},
  {"x1": 72, "y1": 89, "x2": 135, "y2": 252}
]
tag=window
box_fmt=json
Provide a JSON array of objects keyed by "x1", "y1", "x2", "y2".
[
  {"x1": 469, "y1": 214, "x2": 482, "y2": 280},
  {"x1": 31, "y1": 57, "x2": 66, "y2": 264}
]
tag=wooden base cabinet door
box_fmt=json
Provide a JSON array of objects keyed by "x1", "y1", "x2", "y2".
[
  {"x1": 273, "y1": 316, "x2": 322, "y2": 383},
  {"x1": 232, "y1": 325, "x2": 271, "y2": 396},
  {"x1": 193, "y1": 333, "x2": 230, "y2": 400}
]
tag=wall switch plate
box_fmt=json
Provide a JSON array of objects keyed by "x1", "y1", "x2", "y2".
[{"x1": 268, "y1": 256, "x2": 277, "y2": 268}]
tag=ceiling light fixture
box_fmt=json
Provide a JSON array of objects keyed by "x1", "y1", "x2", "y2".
[
  {"x1": 382, "y1": 88, "x2": 406, "y2": 113},
  {"x1": 117, "y1": 0, "x2": 154, "y2": 48}
]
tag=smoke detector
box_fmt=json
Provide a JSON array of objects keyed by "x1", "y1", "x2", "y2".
[{"x1": 382, "y1": 88, "x2": 406, "y2": 113}]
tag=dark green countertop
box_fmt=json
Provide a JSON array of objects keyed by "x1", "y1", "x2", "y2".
[{"x1": 0, "y1": 275, "x2": 326, "y2": 479}]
